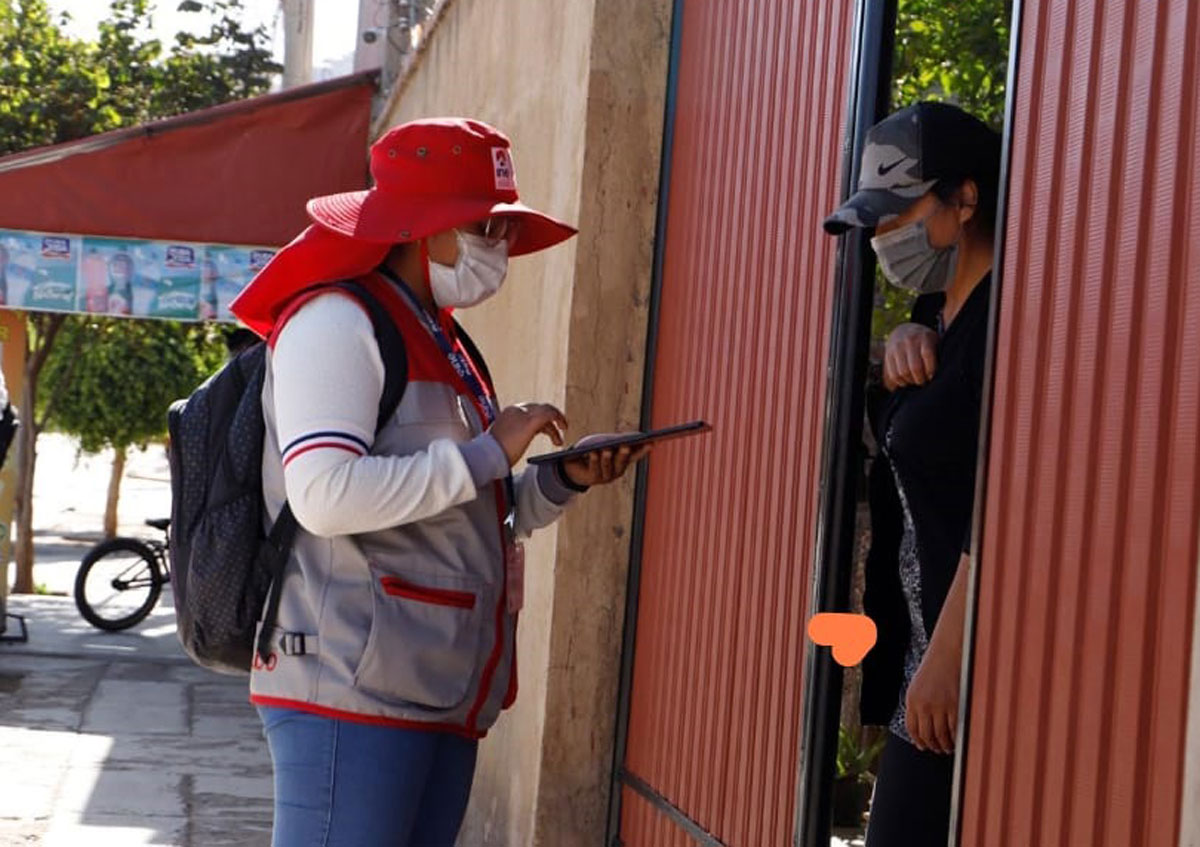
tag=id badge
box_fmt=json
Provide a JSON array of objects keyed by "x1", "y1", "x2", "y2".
[{"x1": 506, "y1": 539, "x2": 525, "y2": 614}]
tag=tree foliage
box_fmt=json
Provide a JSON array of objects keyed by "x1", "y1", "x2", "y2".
[
  {"x1": 872, "y1": 0, "x2": 1012, "y2": 347},
  {"x1": 0, "y1": 0, "x2": 280, "y2": 155},
  {"x1": 2, "y1": 0, "x2": 278, "y2": 580},
  {"x1": 891, "y1": 0, "x2": 1012, "y2": 131},
  {"x1": 40, "y1": 318, "x2": 223, "y2": 453},
  {"x1": 7, "y1": 0, "x2": 278, "y2": 445}
]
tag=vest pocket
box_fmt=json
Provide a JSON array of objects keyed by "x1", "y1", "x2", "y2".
[{"x1": 354, "y1": 564, "x2": 487, "y2": 710}]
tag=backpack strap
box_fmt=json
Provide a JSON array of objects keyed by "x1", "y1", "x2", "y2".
[
  {"x1": 255, "y1": 280, "x2": 410, "y2": 664},
  {"x1": 265, "y1": 281, "x2": 408, "y2": 430},
  {"x1": 255, "y1": 501, "x2": 298, "y2": 663},
  {"x1": 332, "y1": 280, "x2": 409, "y2": 428}
]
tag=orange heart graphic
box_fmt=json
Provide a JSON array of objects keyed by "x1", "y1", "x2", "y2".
[{"x1": 807, "y1": 613, "x2": 878, "y2": 667}]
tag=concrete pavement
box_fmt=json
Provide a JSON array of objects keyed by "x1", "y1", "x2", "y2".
[
  {"x1": 0, "y1": 435, "x2": 274, "y2": 846},
  {"x1": 0, "y1": 597, "x2": 274, "y2": 847}
]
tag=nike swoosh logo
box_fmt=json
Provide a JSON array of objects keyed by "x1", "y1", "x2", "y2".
[{"x1": 877, "y1": 157, "x2": 907, "y2": 176}]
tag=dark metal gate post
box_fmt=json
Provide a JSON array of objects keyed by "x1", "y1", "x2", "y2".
[{"x1": 793, "y1": 0, "x2": 896, "y2": 844}]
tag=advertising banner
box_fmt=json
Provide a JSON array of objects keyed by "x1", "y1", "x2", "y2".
[
  {"x1": 0, "y1": 228, "x2": 275, "y2": 323},
  {"x1": 0, "y1": 233, "x2": 77, "y2": 312},
  {"x1": 203, "y1": 245, "x2": 277, "y2": 322}
]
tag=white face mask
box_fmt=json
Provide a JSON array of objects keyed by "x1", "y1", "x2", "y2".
[
  {"x1": 870, "y1": 216, "x2": 959, "y2": 295},
  {"x1": 429, "y1": 230, "x2": 509, "y2": 309}
]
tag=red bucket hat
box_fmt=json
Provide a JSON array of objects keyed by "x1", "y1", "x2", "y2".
[
  {"x1": 231, "y1": 118, "x2": 577, "y2": 335},
  {"x1": 309, "y1": 118, "x2": 576, "y2": 255}
]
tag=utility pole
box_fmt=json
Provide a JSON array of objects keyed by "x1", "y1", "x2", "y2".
[
  {"x1": 382, "y1": 1, "x2": 424, "y2": 92},
  {"x1": 355, "y1": 0, "x2": 387, "y2": 72},
  {"x1": 383, "y1": 0, "x2": 405, "y2": 95},
  {"x1": 357, "y1": 1, "x2": 430, "y2": 122},
  {"x1": 281, "y1": 0, "x2": 314, "y2": 89}
]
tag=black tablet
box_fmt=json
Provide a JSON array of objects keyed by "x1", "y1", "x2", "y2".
[{"x1": 527, "y1": 420, "x2": 711, "y2": 465}]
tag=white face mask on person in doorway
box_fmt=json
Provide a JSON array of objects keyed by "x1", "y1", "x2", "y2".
[
  {"x1": 429, "y1": 230, "x2": 509, "y2": 309},
  {"x1": 870, "y1": 217, "x2": 960, "y2": 295}
]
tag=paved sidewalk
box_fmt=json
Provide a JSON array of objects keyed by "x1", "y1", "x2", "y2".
[
  {"x1": 0, "y1": 434, "x2": 274, "y2": 845},
  {"x1": 0, "y1": 595, "x2": 274, "y2": 846}
]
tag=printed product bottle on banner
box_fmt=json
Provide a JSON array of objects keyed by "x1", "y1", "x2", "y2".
[{"x1": 80, "y1": 251, "x2": 109, "y2": 313}]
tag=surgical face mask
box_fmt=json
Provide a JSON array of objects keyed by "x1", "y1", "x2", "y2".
[
  {"x1": 429, "y1": 230, "x2": 509, "y2": 309},
  {"x1": 870, "y1": 217, "x2": 959, "y2": 295}
]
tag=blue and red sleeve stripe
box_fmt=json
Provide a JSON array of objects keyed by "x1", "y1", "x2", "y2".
[{"x1": 282, "y1": 431, "x2": 370, "y2": 467}]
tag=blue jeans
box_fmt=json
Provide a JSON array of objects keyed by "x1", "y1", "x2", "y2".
[{"x1": 257, "y1": 706, "x2": 478, "y2": 847}]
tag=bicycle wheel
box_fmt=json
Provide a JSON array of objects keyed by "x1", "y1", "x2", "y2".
[{"x1": 74, "y1": 538, "x2": 164, "y2": 632}]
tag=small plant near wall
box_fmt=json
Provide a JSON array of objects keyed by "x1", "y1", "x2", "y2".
[{"x1": 834, "y1": 725, "x2": 887, "y2": 828}]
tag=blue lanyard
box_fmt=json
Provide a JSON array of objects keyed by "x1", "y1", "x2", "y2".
[
  {"x1": 377, "y1": 267, "x2": 517, "y2": 535},
  {"x1": 378, "y1": 267, "x2": 498, "y2": 427}
]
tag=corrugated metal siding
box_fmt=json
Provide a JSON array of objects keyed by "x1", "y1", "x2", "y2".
[
  {"x1": 619, "y1": 1, "x2": 855, "y2": 844},
  {"x1": 962, "y1": 0, "x2": 1200, "y2": 845},
  {"x1": 622, "y1": 788, "x2": 694, "y2": 847}
]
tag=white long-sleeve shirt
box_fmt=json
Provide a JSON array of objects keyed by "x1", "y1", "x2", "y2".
[{"x1": 269, "y1": 292, "x2": 575, "y2": 538}]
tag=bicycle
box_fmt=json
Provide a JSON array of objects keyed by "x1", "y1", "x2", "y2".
[{"x1": 74, "y1": 518, "x2": 172, "y2": 632}]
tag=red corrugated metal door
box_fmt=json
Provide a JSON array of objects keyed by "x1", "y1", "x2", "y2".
[
  {"x1": 616, "y1": 1, "x2": 856, "y2": 844},
  {"x1": 961, "y1": 0, "x2": 1200, "y2": 844}
]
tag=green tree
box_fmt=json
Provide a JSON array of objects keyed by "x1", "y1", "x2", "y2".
[
  {"x1": 39, "y1": 318, "x2": 223, "y2": 537},
  {"x1": 2, "y1": 0, "x2": 278, "y2": 592},
  {"x1": 892, "y1": 0, "x2": 1012, "y2": 130}
]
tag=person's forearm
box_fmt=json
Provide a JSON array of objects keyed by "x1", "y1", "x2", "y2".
[{"x1": 928, "y1": 552, "x2": 971, "y2": 662}]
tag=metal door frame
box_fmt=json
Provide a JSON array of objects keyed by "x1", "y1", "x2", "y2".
[
  {"x1": 794, "y1": 0, "x2": 1026, "y2": 844},
  {"x1": 791, "y1": 0, "x2": 896, "y2": 844},
  {"x1": 949, "y1": 0, "x2": 1025, "y2": 841},
  {"x1": 606, "y1": 0, "x2": 1025, "y2": 839},
  {"x1": 605, "y1": 0, "x2": 899, "y2": 844}
]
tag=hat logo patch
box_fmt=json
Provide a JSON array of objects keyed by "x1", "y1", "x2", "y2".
[
  {"x1": 492, "y1": 147, "x2": 516, "y2": 191},
  {"x1": 861, "y1": 143, "x2": 918, "y2": 190}
]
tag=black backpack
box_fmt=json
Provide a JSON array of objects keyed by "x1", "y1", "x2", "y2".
[{"x1": 167, "y1": 280, "x2": 408, "y2": 675}]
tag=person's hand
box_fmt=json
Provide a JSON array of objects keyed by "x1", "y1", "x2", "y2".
[
  {"x1": 904, "y1": 639, "x2": 961, "y2": 755},
  {"x1": 489, "y1": 403, "x2": 568, "y2": 466},
  {"x1": 883, "y1": 322, "x2": 939, "y2": 391},
  {"x1": 561, "y1": 434, "x2": 649, "y2": 487}
]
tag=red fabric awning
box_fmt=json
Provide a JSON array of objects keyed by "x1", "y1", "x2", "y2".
[{"x1": 0, "y1": 72, "x2": 377, "y2": 247}]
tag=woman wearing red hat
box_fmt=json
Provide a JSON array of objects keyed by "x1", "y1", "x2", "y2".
[{"x1": 231, "y1": 119, "x2": 641, "y2": 846}]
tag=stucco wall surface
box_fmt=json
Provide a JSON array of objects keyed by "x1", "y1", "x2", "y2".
[{"x1": 378, "y1": 0, "x2": 670, "y2": 843}]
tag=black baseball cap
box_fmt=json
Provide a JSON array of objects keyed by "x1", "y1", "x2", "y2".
[{"x1": 824, "y1": 101, "x2": 1002, "y2": 234}]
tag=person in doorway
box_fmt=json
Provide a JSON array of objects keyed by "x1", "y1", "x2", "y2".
[
  {"x1": 824, "y1": 101, "x2": 1002, "y2": 846},
  {"x1": 229, "y1": 118, "x2": 643, "y2": 847}
]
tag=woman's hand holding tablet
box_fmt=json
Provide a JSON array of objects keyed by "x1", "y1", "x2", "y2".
[{"x1": 527, "y1": 420, "x2": 711, "y2": 466}]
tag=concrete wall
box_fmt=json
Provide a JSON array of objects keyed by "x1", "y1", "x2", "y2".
[{"x1": 377, "y1": 0, "x2": 671, "y2": 843}]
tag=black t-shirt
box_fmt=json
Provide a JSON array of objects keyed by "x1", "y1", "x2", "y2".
[{"x1": 859, "y1": 275, "x2": 990, "y2": 727}]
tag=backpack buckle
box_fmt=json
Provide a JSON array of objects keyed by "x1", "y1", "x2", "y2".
[{"x1": 279, "y1": 632, "x2": 309, "y2": 656}]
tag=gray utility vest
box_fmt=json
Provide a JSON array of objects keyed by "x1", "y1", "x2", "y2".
[{"x1": 249, "y1": 274, "x2": 566, "y2": 737}]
